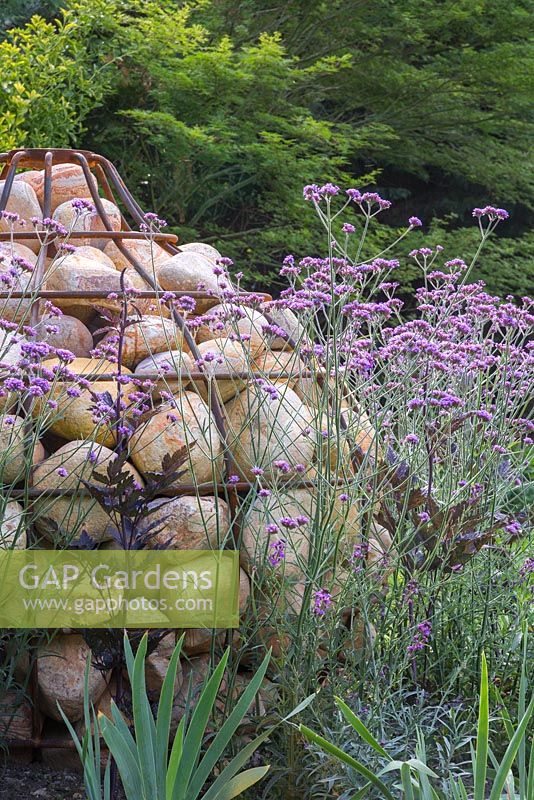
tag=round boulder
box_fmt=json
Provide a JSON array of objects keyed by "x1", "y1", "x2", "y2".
[
  {"x1": 32, "y1": 357, "x2": 134, "y2": 446},
  {"x1": 190, "y1": 339, "x2": 249, "y2": 403},
  {"x1": 224, "y1": 383, "x2": 314, "y2": 483},
  {"x1": 134, "y1": 349, "x2": 193, "y2": 399},
  {"x1": 156, "y1": 251, "x2": 221, "y2": 313},
  {"x1": 0, "y1": 414, "x2": 44, "y2": 484},
  {"x1": 0, "y1": 180, "x2": 42, "y2": 253},
  {"x1": 44, "y1": 252, "x2": 131, "y2": 320},
  {"x1": 16, "y1": 163, "x2": 98, "y2": 213},
  {"x1": 104, "y1": 239, "x2": 170, "y2": 274},
  {"x1": 37, "y1": 314, "x2": 93, "y2": 358},
  {"x1": 129, "y1": 391, "x2": 223, "y2": 490},
  {"x1": 101, "y1": 316, "x2": 190, "y2": 369},
  {"x1": 141, "y1": 495, "x2": 230, "y2": 549},
  {"x1": 0, "y1": 499, "x2": 27, "y2": 549},
  {"x1": 178, "y1": 242, "x2": 222, "y2": 263},
  {"x1": 37, "y1": 634, "x2": 109, "y2": 722},
  {"x1": 196, "y1": 304, "x2": 268, "y2": 356},
  {"x1": 32, "y1": 440, "x2": 143, "y2": 545},
  {"x1": 53, "y1": 198, "x2": 121, "y2": 249},
  {"x1": 261, "y1": 303, "x2": 303, "y2": 350},
  {"x1": 0, "y1": 331, "x2": 25, "y2": 412},
  {"x1": 74, "y1": 245, "x2": 115, "y2": 269}
]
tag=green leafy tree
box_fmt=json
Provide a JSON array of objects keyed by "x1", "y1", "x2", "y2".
[
  {"x1": 1, "y1": 0, "x2": 532, "y2": 293},
  {"x1": 0, "y1": 1, "x2": 117, "y2": 149}
]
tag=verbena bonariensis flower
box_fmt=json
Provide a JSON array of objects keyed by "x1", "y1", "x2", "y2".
[
  {"x1": 268, "y1": 539, "x2": 286, "y2": 567},
  {"x1": 313, "y1": 588, "x2": 333, "y2": 616},
  {"x1": 267, "y1": 187, "x2": 531, "y2": 580},
  {"x1": 408, "y1": 620, "x2": 432, "y2": 653}
]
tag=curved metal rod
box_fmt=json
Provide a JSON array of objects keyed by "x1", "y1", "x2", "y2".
[
  {"x1": 96, "y1": 156, "x2": 179, "y2": 257},
  {"x1": 0, "y1": 150, "x2": 27, "y2": 211}
]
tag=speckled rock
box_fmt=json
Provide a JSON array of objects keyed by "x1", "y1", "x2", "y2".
[
  {"x1": 53, "y1": 198, "x2": 121, "y2": 249},
  {"x1": 0, "y1": 691, "x2": 42, "y2": 740},
  {"x1": 37, "y1": 314, "x2": 93, "y2": 358},
  {"x1": 0, "y1": 331, "x2": 25, "y2": 411},
  {"x1": 0, "y1": 241, "x2": 37, "y2": 267},
  {"x1": 32, "y1": 358, "x2": 134, "y2": 446},
  {"x1": 142, "y1": 495, "x2": 230, "y2": 549},
  {"x1": 196, "y1": 304, "x2": 268, "y2": 356},
  {"x1": 190, "y1": 339, "x2": 249, "y2": 402},
  {"x1": 178, "y1": 242, "x2": 222, "y2": 262},
  {"x1": 240, "y1": 486, "x2": 360, "y2": 581},
  {"x1": 180, "y1": 570, "x2": 248, "y2": 656},
  {"x1": 251, "y1": 349, "x2": 300, "y2": 388},
  {"x1": 0, "y1": 500, "x2": 27, "y2": 549},
  {"x1": 0, "y1": 414, "x2": 44, "y2": 484},
  {"x1": 129, "y1": 391, "x2": 224, "y2": 490},
  {"x1": 44, "y1": 252, "x2": 134, "y2": 320},
  {"x1": 173, "y1": 652, "x2": 274, "y2": 724},
  {"x1": 261, "y1": 303, "x2": 304, "y2": 350},
  {"x1": 16, "y1": 163, "x2": 98, "y2": 213},
  {"x1": 0, "y1": 261, "x2": 36, "y2": 323},
  {"x1": 37, "y1": 634, "x2": 109, "y2": 722},
  {"x1": 366, "y1": 523, "x2": 395, "y2": 583},
  {"x1": 0, "y1": 180, "x2": 42, "y2": 252},
  {"x1": 156, "y1": 251, "x2": 222, "y2": 313},
  {"x1": 224, "y1": 383, "x2": 314, "y2": 483},
  {"x1": 73, "y1": 245, "x2": 116, "y2": 269},
  {"x1": 336, "y1": 611, "x2": 377, "y2": 663},
  {"x1": 134, "y1": 349, "x2": 193, "y2": 399},
  {"x1": 101, "y1": 316, "x2": 190, "y2": 369},
  {"x1": 145, "y1": 633, "x2": 183, "y2": 695},
  {"x1": 32, "y1": 440, "x2": 143, "y2": 545},
  {"x1": 13, "y1": 169, "x2": 42, "y2": 197},
  {"x1": 104, "y1": 239, "x2": 170, "y2": 274}
]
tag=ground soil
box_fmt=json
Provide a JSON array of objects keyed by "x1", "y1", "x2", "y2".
[{"x1": 0, "y1": 761, "x2": 85, "y2": 799}]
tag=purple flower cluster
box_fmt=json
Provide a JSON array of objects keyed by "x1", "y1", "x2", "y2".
[
  {"x1": 408, "y1": 620, "x2": 432, "y2": 653},
  {"x1": 472, "y1": 206, "x2": 509, "y2": 222},
  {"x1": 268, "y1": 539, "x2": 286, "y2": 567},
  {"x1": 312, "y1": 588, "x2": 333, "y2": 616}
]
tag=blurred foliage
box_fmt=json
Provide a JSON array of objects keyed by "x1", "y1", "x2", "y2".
[{"x1": 0, "y1": 0, "x2": 532, "y2": 294}]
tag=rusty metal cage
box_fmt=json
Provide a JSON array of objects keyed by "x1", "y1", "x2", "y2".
[{"x1": 0, "y1": 148, "x2": 343, "y2": 759}]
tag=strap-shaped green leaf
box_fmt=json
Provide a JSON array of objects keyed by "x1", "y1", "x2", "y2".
[
  {"x1": 208, "y1": 766, "x2": 270, "y2": 800},
  {"x1": 299, "y1": 725, "x2": 396, "y2": 800},
  {"x1": 155, "y1": 635, "x2": 184, "y2": 798},
  {"x1": 474, "y1": 652, "x2": 489, "y2": 800},
  {"x1": 167, "y1": 717, "x2": 186, "y2": 799},
  {"x1": 130, "y1": 634, "x2": 158, "y2": 799},
  {"x1": 109, "y1": 700, "x2": 137, "y2": 760},
  {"x1": 202, "y1": 695, "x2": 314, "y2": 800},
  {"x1": 489, "y1": 694, "x2": 534, "y2": 800},
  {"x1": 173, "y1": 648, "x2": 230, "y2": 800},
  {"x1": 334, "y1": 696, "x2": 391, "y2": 761},
  {"x1": 100, "y1": 716, "x2": 143, "y2": 800},
  {"x1": 187, "y1": 649, "x2": 271, "y2": 799}
]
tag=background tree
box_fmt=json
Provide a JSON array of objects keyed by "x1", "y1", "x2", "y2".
[{"x1": 1, "y1": 0, "x2": 532, "y2": 294}]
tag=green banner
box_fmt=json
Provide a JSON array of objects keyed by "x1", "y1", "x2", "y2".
[{"x1": 0, "y1": 550, "x2": 240, "y2": 629}]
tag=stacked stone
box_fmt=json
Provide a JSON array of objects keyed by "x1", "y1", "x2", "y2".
[{"x1": 0, "y1": 160, "x2": 393, "y2": 745}]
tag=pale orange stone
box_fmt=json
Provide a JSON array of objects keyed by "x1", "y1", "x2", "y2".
[
  {"x1": 129, "y1": 391, "x2": 224, "y2": 489},
  {"x1": 224, "y1": 383, "x2": 314, "y2": 482},
  {"x1": 31, "y1": 357, "x2": 135, "y2": 446},
  {"x1": 53, "y1": 197, "x2": 121, "y2": 249},
  {"x1": 16, "y1": 163, "x2": 98, "y2": 213},
  {"x1": 0, "y1": 180, "x2": 42, "y2": 253},
  {"x1": 32, "y1": 439, "x2": 143, "y2": 544},
  {"x1": 37, "y1": 634, "x2": 109, "y2": 722}
]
